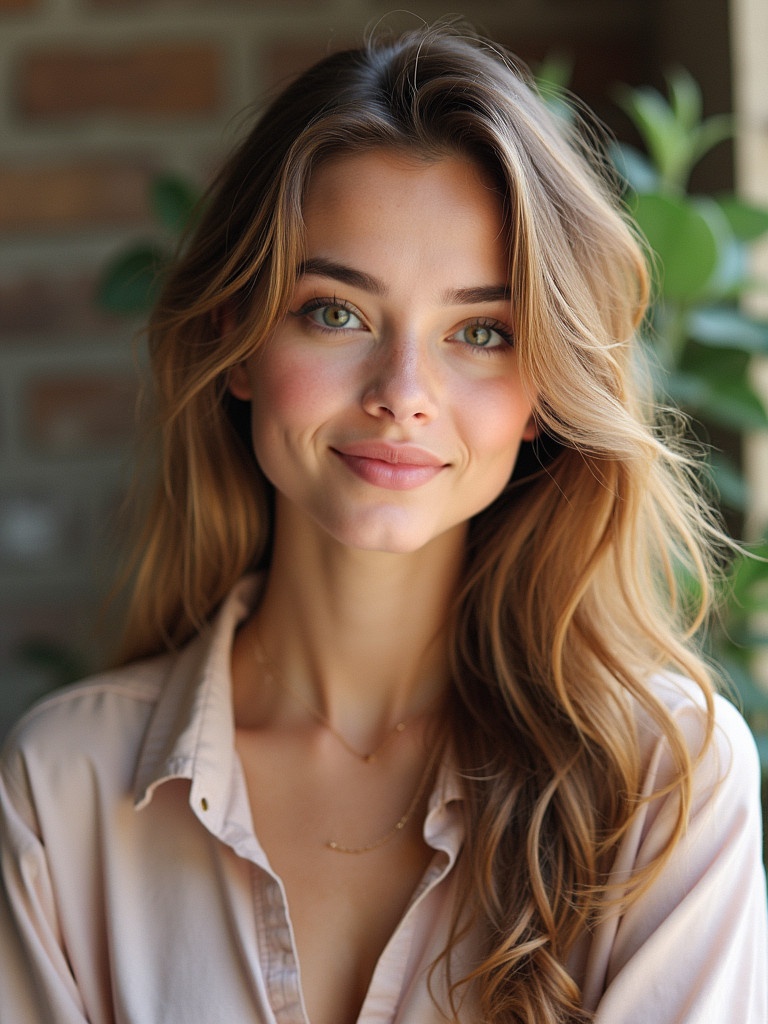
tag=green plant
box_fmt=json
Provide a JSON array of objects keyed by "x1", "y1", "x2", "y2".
[
  {"x1": 97, "y1": 173, "x2": 201, "y2": 316},
  {"x1": 614, "y1": 70, "x2": 768, "y2": 507},
  {"x1": 614, "y1": 70, "x2": 768, "y2": 766}
]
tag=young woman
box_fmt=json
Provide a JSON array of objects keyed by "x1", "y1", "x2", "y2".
[{"x1": 1, "y1": 25, "x2": 765, "y2": 1024}]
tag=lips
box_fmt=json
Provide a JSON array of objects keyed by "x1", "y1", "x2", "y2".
[{"x1": 331, "y1": 442, "x2": 447, "y2": 490}]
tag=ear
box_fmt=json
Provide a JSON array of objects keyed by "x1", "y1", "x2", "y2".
[
  {"x1": 227, "y1": 361, "x2": 253, "y2": 402},
  {"x1": 215, "y1": 303, "x2": 254, "y2": 401},
  {"x1": 522, "y1": 412, "x2": 538, "y2": 443}
]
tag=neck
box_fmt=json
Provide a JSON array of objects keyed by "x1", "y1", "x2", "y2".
[{"x1": 232, "y1": 502, "x2": 466, "y2": 741}]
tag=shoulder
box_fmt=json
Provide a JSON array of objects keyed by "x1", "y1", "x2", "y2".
[
  {"x1": 647, "y1": 672, "x2": 759, "y2": 771},
  {"x1": 588, "y1": 678, "x2": 767, "y2": 1020},
  {"x1": 638, "y1": 673, "x2": 762, "y2": 832},
  {"x1": 3, "y1": 656, "x2": 168, "y2": 753},
  {"x1": 1, "y1": 656, "x2": 172, "y2": 810}
]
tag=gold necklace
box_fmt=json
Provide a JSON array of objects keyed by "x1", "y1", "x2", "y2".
[
  {"x1": 251, "y1": 633, "x2": 444, "y2": 854},
  {"x1": 325, "y1": 742, "x2": 441, "y2": 854},
  {"x1": 253, "y1": 634, "x2": 414, "y2": 764}
]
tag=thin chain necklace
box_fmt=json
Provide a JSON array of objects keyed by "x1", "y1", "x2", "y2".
[
  {"x1": 253, "y1": 634, "x2": 419, "y2": 764},
  {"x1": 325, "y1": 742, "x2": 441, "y2": 854},
  {"x1": 252, "y1": 632, "x2": 443, "y2": 854}
]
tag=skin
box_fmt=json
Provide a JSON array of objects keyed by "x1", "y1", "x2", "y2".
[
  {"x1": 230, "y1": 149, "x2": 536, "y2": 560},
  {"x1": 228, "y1": 148, "x2": 537, "y2": 1024}
]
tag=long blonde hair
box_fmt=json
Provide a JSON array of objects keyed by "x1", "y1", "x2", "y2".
[{"x1": 117, "y1": 24, "x2": 723, "y2": 1023}]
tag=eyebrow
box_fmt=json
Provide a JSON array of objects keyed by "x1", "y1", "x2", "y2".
[
  {"x1": 297, "y1": 257, "x2": 511, "y2": 305},
  {"x1": 297, "y1": 258, "x2": 385, "y2": 296},
  {"x1": 444, "y1": 285, "x2": 511, "y2": 304}
]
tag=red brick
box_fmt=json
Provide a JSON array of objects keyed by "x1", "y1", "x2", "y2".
[
  {"x1": 25, "y1": 373, "x2": 139, "y2": 454},
  {"x1": 0, "y1": 273, "x2": 125, "y2": 338},
  {"x1": 18, "y1": 43, "x2": 223, "y2": 120},
  {"x1": 0, "y1": 161, "x2": 150, "y2": 232}
]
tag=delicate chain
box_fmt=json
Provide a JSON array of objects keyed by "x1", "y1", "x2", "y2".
[
  {"x1": 251, "y1": 632, "x2": 444, "y2": 854},
  {"x1": 253, "y1": 634, "x2": 412, "y2": 764},
  {"x1": 325, "y1": 742, "x2": 441, "y2": 854}
]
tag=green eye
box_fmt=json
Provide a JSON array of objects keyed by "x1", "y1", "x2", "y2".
[
  {"x1": 306, "y1": 304, "x2": 363, "y2": 330},
  {"x1": 322, "y1": 305, "x2": 351, "y2": 327},
  {"x1": 464, "y1": 324, "x2": 496, "y2": 347},
  {"x1": 456, "y1": 321, "x2": 513, "y2": 350}
]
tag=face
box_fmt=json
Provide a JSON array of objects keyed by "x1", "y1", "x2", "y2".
[{"x1": 229, "y1": 149, "x2": 536, "y2": 556}]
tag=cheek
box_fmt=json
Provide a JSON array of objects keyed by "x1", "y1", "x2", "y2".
[
  {"x1": 253, "y1": 350, "x2": 332, "y2": 427},
  {"x1": 457, "y1": 378, "x2": 534, "y2": 463},
  {"x1": 249, "y1": 346, "x2": 359, "y2": 471}
]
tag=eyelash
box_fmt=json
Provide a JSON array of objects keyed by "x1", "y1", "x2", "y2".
[
  {"x1": 458, "y1": 318, "x2": 515, "y2": 355},
  {"x1": 291, "y1": 297, "x2": 514, "y2": 354},
  {"x1": 292, "y1": 297, "x2": 364, "y2": 334}
]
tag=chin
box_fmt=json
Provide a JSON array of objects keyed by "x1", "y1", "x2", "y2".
[
  {"x1": 353, "y1": 537, "x2": 432, "y2": 555},
  {"x1": 323, "y1": 514, "x2": 466, "y2": 557},
  {"x1": 333, "y1": 530, "x2": 433, "y2": 556}
]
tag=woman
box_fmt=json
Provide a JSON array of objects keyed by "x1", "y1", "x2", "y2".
[{"x1": 1, "y1": 24, "x2": 765, "y2": 1024}]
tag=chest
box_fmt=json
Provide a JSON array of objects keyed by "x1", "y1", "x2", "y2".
[
  {"x1": 268, "y1": 847, "x2": 434, "y2": 1024},
  {"x1": 235, "y1": 729, "x2": 439, "y2": 1024},
  {"x1": 42, "y1": 767, "x2": 472, "y2": 1024}
]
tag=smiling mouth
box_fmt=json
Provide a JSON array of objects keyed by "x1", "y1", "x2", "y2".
[
  {"x1": 331, "y1": 444, "x2": 447, "y2": 490},
  {"x1": 333, "y1": 442, "x2": 446, "y2": 466}
]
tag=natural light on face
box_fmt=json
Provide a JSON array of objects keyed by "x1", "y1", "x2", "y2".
[{"x1": 228, "y1": 148, "x2": 537, "y2": 557}]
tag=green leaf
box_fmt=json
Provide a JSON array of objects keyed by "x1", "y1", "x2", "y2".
[
  {"x1": 698, "y1": 382, "x2": 768, "y2": 431},
  {"x1": 707, "y1": 450, "x2": 748, "y2": 510},
  {"x1": 688, "y1": 307, "x2": 768, "y2": 352},
  {"x1": 616, "y1": 73, "x2": 732, "y2": 192},
  {"x1": 633, "y1": 193, "x2": 719, "y2": 300},
  {"x1": 690, "y1": 113, "x2": 733, "y2": 168},
  {"x1": 690, "y1": 195, "x2": 738, "y2": 300},
  {"x1": 666, "y1": 364, "x2": 768, "y2": 432},
  {"x1": 96, "y1": 243, "x2": 168, "y2": 315},
  {"x1": 616, "y1": 85, "x2": 689, "y2": 187},
  {"x1": 535, "y1": 52, "x2": 574, "y2": 93},
  {"x1": 666, "y1": 68, "x2": 701, "y2": 133},
  {"x1": 715, "y1": 195, "x2": 768, "y2": 242},
  {"x1": 611, "y1": 142, "x2": 660, "y2": 193},
  {"x1": 728, "y1": 538, "x2": 768, "y2": 599},
  {"x1": 706, "y1": 239, "x2": 752, "y2": 299},
  {"x1": 678, "y1": 340, "x2": 750, "y2": 378},
  {"x1": 150, "y1": 174, "x2": 200, "y2": 235}
]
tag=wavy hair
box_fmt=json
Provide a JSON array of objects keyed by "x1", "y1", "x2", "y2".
[{"x1": 116, "y1": 24, "x2": 723, "y2": 1023}]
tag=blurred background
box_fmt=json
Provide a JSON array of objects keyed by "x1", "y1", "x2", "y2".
[{"x1": 0, "y1": 0, "x2": 766, "y2": 739}]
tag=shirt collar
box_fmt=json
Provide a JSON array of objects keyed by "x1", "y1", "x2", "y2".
[
  {"x1": 132, "y1": 575, "x2": 465, "y2": 847},
  {"x1": 132, "y1": 577, "x2": 261, "y2": 833}
]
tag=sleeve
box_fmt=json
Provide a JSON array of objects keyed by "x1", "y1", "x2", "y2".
[
  {"x1": 0, "y1": 754, "x2": 91, "y2": 1024},
  {"x1": 592, "y1": 694, "x2": 768, "y2": 1023}
]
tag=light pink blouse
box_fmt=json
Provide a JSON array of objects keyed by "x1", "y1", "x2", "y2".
[{"x1": 1, "y1": 578, "x2": 766, "y2": 1023}]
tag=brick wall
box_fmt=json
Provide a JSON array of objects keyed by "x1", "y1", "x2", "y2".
[{"x1": 0, "y1": 0, "x2": 662, "y2": 734}]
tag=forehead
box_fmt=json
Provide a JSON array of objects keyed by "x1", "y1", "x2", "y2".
[
  {"x1": 299, "y1": 149, "x2": 509, "y2": 289},
  {"x1": 304, "y1": 147, "x2": 502, "y2": 219}
]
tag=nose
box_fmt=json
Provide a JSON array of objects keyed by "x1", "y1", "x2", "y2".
[{"x1": 361, "y1": 333, "x2": 439, "y2": 423}]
